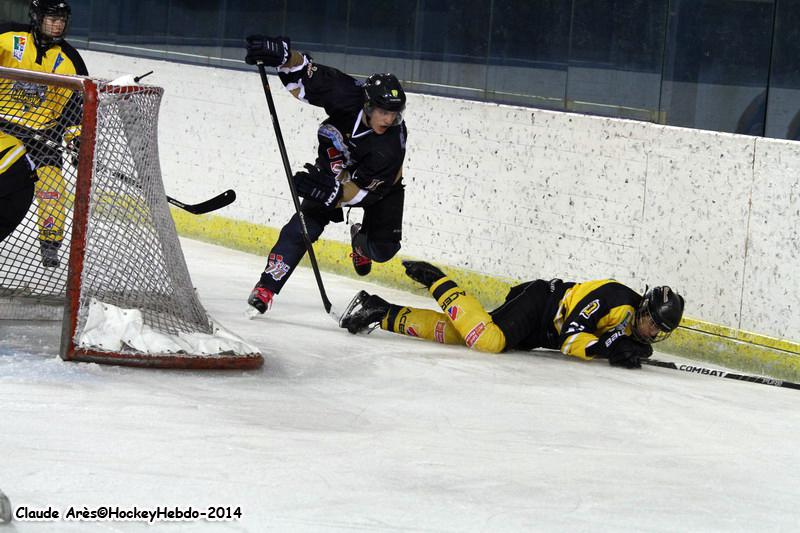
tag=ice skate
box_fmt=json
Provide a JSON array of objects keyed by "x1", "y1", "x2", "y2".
[
  {"x1": 247, "y1": 283, "x2": 274, "y2": 318},
  {"x1": 339, "y1": 290, "x2": 390, "y2": 334}
]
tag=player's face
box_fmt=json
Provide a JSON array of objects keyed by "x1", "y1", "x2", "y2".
[
  {"x1": 634, "y1": 314, "x2": 662, "y2": 343},
  {"x1": 42, "y1": 14, "x2": 67, "y2": 38},
  {"x1": 369, "y1": 107, "x2": 398, "y2": 134}
]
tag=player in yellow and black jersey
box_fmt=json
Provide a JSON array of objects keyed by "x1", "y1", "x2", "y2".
[
  {"x1": 0, "y1": 0, "x2": 88, "y2": 267},
  {"x1": 339, "y1": 261, "x2": 685, "y2": 369}
]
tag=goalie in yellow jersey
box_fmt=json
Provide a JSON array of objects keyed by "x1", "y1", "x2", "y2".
[
  {"x1": 0, "y1": 0, "x2": 88, "y2": 267},
  {"x1": 339, "y1": 261, "x2": 685, "y2": 369}
]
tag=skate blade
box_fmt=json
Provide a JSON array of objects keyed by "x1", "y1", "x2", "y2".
[
  {"x1": 337, "y1": 290, "x2": 368, "y2": 328},
  {"x1": 244, "y1": 307, "x2": 263, "y2": 320}
]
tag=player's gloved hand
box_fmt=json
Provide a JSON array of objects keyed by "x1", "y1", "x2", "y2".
[
  {"x1": 245, "y1": 35, "x2": 290, "y2": 67},
  {"x1": 292, "y1": 163, "x2": 342, "y2": 207},
  {"x1": 607, "y1": 336, "x2": 653, "y2": 369},
  {"x1": 402, "y1": 260, "x2": 446, "y2": 289}
]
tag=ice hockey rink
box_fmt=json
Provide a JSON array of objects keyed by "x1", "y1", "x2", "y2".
[{"x1": 1, "y1": 238, "x2": 798, "y2": 532}]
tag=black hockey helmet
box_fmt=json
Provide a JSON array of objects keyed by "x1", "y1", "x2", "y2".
[
  {"x1": 363, "y1": 73, "x2": 406, "y2": 124},
  {"x1": 632, "y1": 285, "x2": 684, "y2": 343},
  {"x1": 29, "y1": 0, "x2": 71, "y2": 47}
]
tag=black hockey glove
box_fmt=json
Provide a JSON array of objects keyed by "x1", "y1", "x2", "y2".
[
  {"x1": 245, "y1": 35, "x2": 290, "y2": 67},
  {"x1": 607, "y1": 336, "x2": 653, "y2": 369},
  {"x1": 402, "y1": 260, "x2": 446, "y2": 289},
  {"x1": 292, "y1": 163, "x2": 342, "y2": 208},
  {"x1": 587, "y1": 331, "x2": 653, "y2": 369}
]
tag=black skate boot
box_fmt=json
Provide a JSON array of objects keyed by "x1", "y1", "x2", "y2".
[
  {"x1": 350, "y1": 223, "x2": 372, "y2": 276},
  {"x1": 401, "y1": 260, "x2": 445, "y2": 289},
  {"x1": 339, "y1": 290, "x2": 390, "y2": 334},
  {"x1": 39, "y1": 240, "x2": 62, "y2": 268}
]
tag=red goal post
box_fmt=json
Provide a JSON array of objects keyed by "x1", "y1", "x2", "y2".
[{"x1": 0, "y1": 67, "x2": 263, "y2": 369}]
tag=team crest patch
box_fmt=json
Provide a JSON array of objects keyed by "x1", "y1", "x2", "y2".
[
  {"x1": 447, "y1": 306, "x2": 460, "y2": 321},
  {"x1": 434, "y1": 321, "x2": 446, "y2": 343},
  {"x1": 465, "y1": 322, "x2": 486, "y2": 348},
  {"x1": 13, "y1": 36, "x2": 27, "y2": 61}
]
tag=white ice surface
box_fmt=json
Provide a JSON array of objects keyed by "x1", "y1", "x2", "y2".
[{"x1": 1, "y1": 238, "x2": 799, "y2": 532}]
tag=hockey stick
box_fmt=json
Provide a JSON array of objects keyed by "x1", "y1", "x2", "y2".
[
  {"x1": 255, "y1": 61, "x2": 336, "y2": 318},
  {"x1": 642, "y1": 358, "x2": 800, "y2": 391},
  {"x1": 165, "y1": 190, "x2": 236, "y2": 214},
  {"x1": 25, "y1": 133, "x2": 235, "y2": 215}
]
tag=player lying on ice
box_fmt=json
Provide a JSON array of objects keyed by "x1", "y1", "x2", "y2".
[
  {"x1": 339, "y1": 261, "x2": 685, "y2": 369},
  {"x1": 243, "y1": 35, "x2": 408, "y2": 314}
]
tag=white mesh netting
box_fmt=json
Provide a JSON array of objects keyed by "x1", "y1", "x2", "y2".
[{"x1": 0, "y1": 69, "x2": 261, "y2": 369}]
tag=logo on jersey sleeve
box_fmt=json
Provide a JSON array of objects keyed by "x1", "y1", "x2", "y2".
[
  {"x1": 580, "y1": 299, "x2": 600, "y2": 319},
  {"x1": 326, "y1": 146, "x2": 344, "y2": 175},
  {"x1": 13, "y1": 36, "x2": 27, "y2": 61}
]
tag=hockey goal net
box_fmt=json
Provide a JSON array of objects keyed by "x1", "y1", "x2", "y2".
[{"x1": 0, "y1": 67, "x2": 262, "y2": 369}]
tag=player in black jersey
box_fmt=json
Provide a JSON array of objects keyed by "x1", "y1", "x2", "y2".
[
  {"x1": 339, "y1": 261, "x2": 685, "y2": 369},
  {"x1": 244, "y1": 35, "x2": 408, "y2": 313}
]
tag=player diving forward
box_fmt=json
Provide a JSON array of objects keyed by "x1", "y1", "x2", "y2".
[
  {"x1": 243, "y1": 35, "x2": 408, "y2": 313},
  {"x1": 0, "y1": 0, "x2": 88, "y2": 266},
  {"x1": 340, "y1": 261, "x2": 685, "y2": 369}
]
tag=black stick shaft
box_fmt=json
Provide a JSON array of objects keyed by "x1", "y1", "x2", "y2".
[
  {"x1": 642, "y1": 358, "x2": 800, "y2": 391},
  {"x1": 256, "y1": 63, "x2": 333, "y2": 314}
]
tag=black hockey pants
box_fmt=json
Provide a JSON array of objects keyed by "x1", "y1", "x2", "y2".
[{"x1": 490, "y1": 278, "x2": 574, "y2": 352}]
